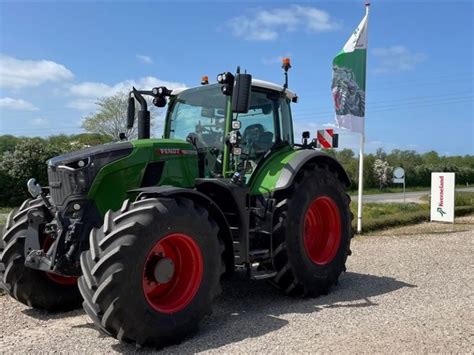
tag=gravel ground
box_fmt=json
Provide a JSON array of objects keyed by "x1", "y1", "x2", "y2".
[{"x1": 1, "y1": 216, "x2": 473, "y2": 353}]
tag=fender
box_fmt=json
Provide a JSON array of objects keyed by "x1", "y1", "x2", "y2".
[
  {"x1": 249, "y1": 148, "x2": 351, "y2": 195},
  {"x1": 128, "y1": 185, "x2": 234, "y2": 272},
  {"x1": 276, "y1": 149, "x2": 351, "y2": 191}
]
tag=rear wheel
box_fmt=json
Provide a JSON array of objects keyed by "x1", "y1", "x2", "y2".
[
  {"x1": 78, "y1": 197, "x2": 223, "y2": 348},
  {"x1": 269, "y1": 165, "x2": 353, "y2": 296},
  {"x1": 0, "y1": 198, "x2": 81, "y2": 311}
]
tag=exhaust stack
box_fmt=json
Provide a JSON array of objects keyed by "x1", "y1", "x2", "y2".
[{"x1": 128, "y1": 87, "x2": 150, "y2": 139}]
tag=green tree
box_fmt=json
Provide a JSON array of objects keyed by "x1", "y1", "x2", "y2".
[
  {"x1": 0, "y1": 135, "x2": 22, "y2": 154},
  {"x1": 81, "y1": 93, "x2": 158, "y2": 140}
]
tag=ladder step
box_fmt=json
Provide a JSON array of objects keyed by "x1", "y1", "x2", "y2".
[{"x1": 251, "y1": 271, "x2": 277, "y2": 280}]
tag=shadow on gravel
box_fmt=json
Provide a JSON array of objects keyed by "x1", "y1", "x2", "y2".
[
  {"x1": 108, "y1": 271, "x2": 416, "y2": 353},
  {"x1": 21, "y1": 307, "x2": 84, "y2": 321}
]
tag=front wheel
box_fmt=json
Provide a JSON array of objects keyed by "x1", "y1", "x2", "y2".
[
  {"x1": 78, "y1": 197, "x2": 223, "y2": 348},
  {"x1": 0, "y1": 198, "x2": 81, "y2": 311},
  {"x1": 269, "y1": 165, "x2": 353, "y2": 296}
]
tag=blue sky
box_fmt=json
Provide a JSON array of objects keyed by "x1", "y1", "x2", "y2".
[{"x1": 0, "y1": 0, "x2": 472, "y2": 155}]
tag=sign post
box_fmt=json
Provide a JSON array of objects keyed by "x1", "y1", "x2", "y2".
[
  {"x1": 430, "y1": 172, "x2": 455, "y2": 223},
  {"x1": 393, "y1": 167, "x2": 406, "y2": 203}
]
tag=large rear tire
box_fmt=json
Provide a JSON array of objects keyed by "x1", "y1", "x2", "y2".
[
  {"x1": 78, "y1": 197, "x2": 223, "y2": 348},
  {"x1": 269, "y1": 164, "x2": 353, "y2": 296},
  {"x1": 0, "y1": 198, "x2": 81, "y2": 311}
]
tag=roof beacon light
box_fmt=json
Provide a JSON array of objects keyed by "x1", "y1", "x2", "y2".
[
  {"x1": 282, "y1": 57, "x2": 291, "y2": 89},
  {"x1": 201, "y1": 76, "x2": 209, "y2": 85}
]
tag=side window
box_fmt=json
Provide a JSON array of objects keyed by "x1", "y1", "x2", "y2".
[
  {"x1": 239, "y1": 91, "x2": 276, "y2": 160},
  {"x1": 279, "y1": 98, "x2": 294, "y2": 144}
]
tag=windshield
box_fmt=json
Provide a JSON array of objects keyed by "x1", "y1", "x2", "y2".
[
  {"x1": 168, "y1": 84, "x2": 227, "y2": 176},
  {"x1": 168, "y1": 84, "x2": 226, "y2": 144}
]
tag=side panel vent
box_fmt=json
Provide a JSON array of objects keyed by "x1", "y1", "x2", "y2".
[{"x1": 141, "y1": 161, "x2": 165, "y2": 187}]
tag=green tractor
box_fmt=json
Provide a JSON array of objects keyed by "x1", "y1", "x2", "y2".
[{"x1": 0, "y1": 63, "x2": 353, "y2": 347}]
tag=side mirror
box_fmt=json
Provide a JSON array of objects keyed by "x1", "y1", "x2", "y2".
[
  {"x1": 127, "y1": 97, "x2": 135, "y2": 129},
  {"x1": 232, "y1": 73, "x2": 252, "y2": 114}
]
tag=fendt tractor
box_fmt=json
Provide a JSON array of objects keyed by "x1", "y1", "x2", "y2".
[{"x1": 0, "y1": 60, "x2": 353, "y2": 347}]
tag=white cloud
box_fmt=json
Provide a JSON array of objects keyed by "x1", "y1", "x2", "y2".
[
  {"x1": 68, "y1": 76, "x2": 186, "y2": 111},
  {"x1": 31, "y1": 118, "x2": 49, "y2": 127},
  {"x1": 228, "y1": 5, "x2": 340, "y2": 41},
  {"x1": 136, "y1": 54, "x2": 153, "y2": 64},
  {"x1": 0, "y1": 54, "x2": 74, "y2": 89},
  {"x1": 69, "y1": 82, "x2": 111, "y2": 98},
  {"x1": 67, "y1": 98, "x2": 98, "y2": 111},
  {"x1": 372, "y1": 46, "x2": 427, "y2": 74},
  {"x1": 0, "y1": 97, "x2": 38, "y2": 111}
]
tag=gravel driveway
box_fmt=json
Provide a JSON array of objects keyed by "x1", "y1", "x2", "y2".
[{"x1": 1, "y1": 216, "x2": 473, "y2": 353}]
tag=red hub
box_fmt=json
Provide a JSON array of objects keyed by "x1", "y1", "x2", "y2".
[
  {"x1": 42, "y1": 237, "x2": 78, "y2": 285},
  {"x1": 142, "y1": 233, "x2": 203, "y2": 314},
  {"x1": 303, "y1": 196, "x2": 342, "y2": 265}
]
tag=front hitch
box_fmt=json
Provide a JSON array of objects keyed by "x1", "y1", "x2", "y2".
[{"x1": 27, "y1": 178, "x2": 53, "y2": 212}]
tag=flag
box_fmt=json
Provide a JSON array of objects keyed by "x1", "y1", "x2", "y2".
[{"x1": 332, "y1": 9, "x2": 369, "y2": 134}]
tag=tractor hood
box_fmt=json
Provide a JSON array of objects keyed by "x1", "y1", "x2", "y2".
[
  {"x1": 48, "y1": 141, "x2": 133, "y2": 168},
  {"x1": 47, "y1": 141, "x2": 134, "y2": 208}
]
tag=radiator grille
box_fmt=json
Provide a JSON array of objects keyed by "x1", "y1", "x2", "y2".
[{"x1": 47, "y1": 167, "x2": 92, "y2": 207}]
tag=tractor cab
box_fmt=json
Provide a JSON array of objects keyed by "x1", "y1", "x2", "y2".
[{"x1": 164, "y1": 80, "x2": 297, "y2": 178}]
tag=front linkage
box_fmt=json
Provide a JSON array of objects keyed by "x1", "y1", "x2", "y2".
[{"x1": 23, "y1": 179, "x2": 98, "y2": 278}]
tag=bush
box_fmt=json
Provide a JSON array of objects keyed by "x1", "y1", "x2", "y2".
[{"x1": 0, "y1": 134, "x2": 112, "y2": 206}]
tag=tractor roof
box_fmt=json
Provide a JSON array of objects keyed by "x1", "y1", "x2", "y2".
[{"x1": 171, "y1": 79, "x2": 297, "y2": 101}]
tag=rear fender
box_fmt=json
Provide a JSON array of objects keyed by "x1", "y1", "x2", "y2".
[
  {"x1": 249, "y1": 148, "x2": 351, "y2": 195},
  {"x1": 276, "y1": 149, "x2": 351, "y2": 191}
]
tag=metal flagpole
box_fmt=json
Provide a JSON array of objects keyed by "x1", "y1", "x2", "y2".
[
  {"x1": 357, "y1": 1, "x2": 370, "y2": 234},
  {"x1": 357, "y1": 133, "x2": 364, "y2": 233}
]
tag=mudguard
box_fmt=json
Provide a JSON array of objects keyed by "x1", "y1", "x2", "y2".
[
  {"x1": 128, "y1": 185, "x2": 234, "y2": 271},
  {"x1": 249, "y1": 148, "x2": 351, "y2": 195}
]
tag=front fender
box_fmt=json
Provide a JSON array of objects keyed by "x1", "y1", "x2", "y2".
[{"x1": 128, "y1": 185, "x2": 234, "y2": 272}]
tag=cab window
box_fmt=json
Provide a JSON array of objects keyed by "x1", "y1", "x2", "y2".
[{"x1": 239, "y1": 90, "x2": 276, "y2": 162}]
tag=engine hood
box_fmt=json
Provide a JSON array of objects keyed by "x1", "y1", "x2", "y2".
[{"x1": 48, "y1": 141, "x2": 133, "y2": 168}]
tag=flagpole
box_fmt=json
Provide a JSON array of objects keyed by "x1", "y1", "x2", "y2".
[
  {"x1": 357, "y1": 1, "x2": 370, "y2": 234},
  {"x1": 357, "y1": 132, "x2": 364, "y2": 233}
]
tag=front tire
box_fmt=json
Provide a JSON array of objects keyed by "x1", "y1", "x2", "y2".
[
  {"x1": 0, "y1": 198, "x2": 81, "y2": 311},
  {"x1": 78, "y1": 197, "x2": 223, "y2": 348},
  {"x1": 269, "y1": 164, "x2": 353, "y2": 296}
]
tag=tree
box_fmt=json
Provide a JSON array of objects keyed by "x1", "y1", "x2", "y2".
[
  {"x1": 81, "y1": 93, "x2": 158, "y2": 140},
  {"x1": 375, "y1": 148, "x2": 387, "y2": 160},
  {"x1": 0, "y1": 135, "x2": 22, "y2": 154},
  {"x1": 0, "y1": 139, "x2": 64, "y2": 205},
  {"x1": 373, "y1": 158, "x2": 393, "y2": 190}
]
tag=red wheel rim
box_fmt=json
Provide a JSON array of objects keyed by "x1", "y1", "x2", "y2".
[
  {"x1": 42, "y1": 237, "x2": 78, "y2": 285},
  {"x1": 303, "y1": 196, "x2": 341, "y2": 265},
  {"x1": 142, "y1": 233, "x2": 203, "y2": 314}
]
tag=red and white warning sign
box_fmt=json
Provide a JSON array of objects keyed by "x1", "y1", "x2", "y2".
[{"x1": 317, "y1": 129, "x2": 338, "y2": 148}]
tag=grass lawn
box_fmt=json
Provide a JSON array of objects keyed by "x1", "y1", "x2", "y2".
[
  {"x1": 352, "y1": 191, "x2": 474, "y2": 233},
  {"x1": 349, "y1": 184, "x2": 470, "y2": 196},
  {"x1": 0, "y1": 207, "x2": 12, "y2": 226}
]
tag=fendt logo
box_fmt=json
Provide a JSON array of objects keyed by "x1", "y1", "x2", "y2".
[{"x1": 154, "y1": 148, "x2": 197, "y2": 156}]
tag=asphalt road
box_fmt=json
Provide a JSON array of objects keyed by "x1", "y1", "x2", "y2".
[
  {"x1": 1, "y1": 216, "x2": 473, "y2": 353},
  {"x1": 351, "y1": 187, "x2": 474, "y2": 203}
]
